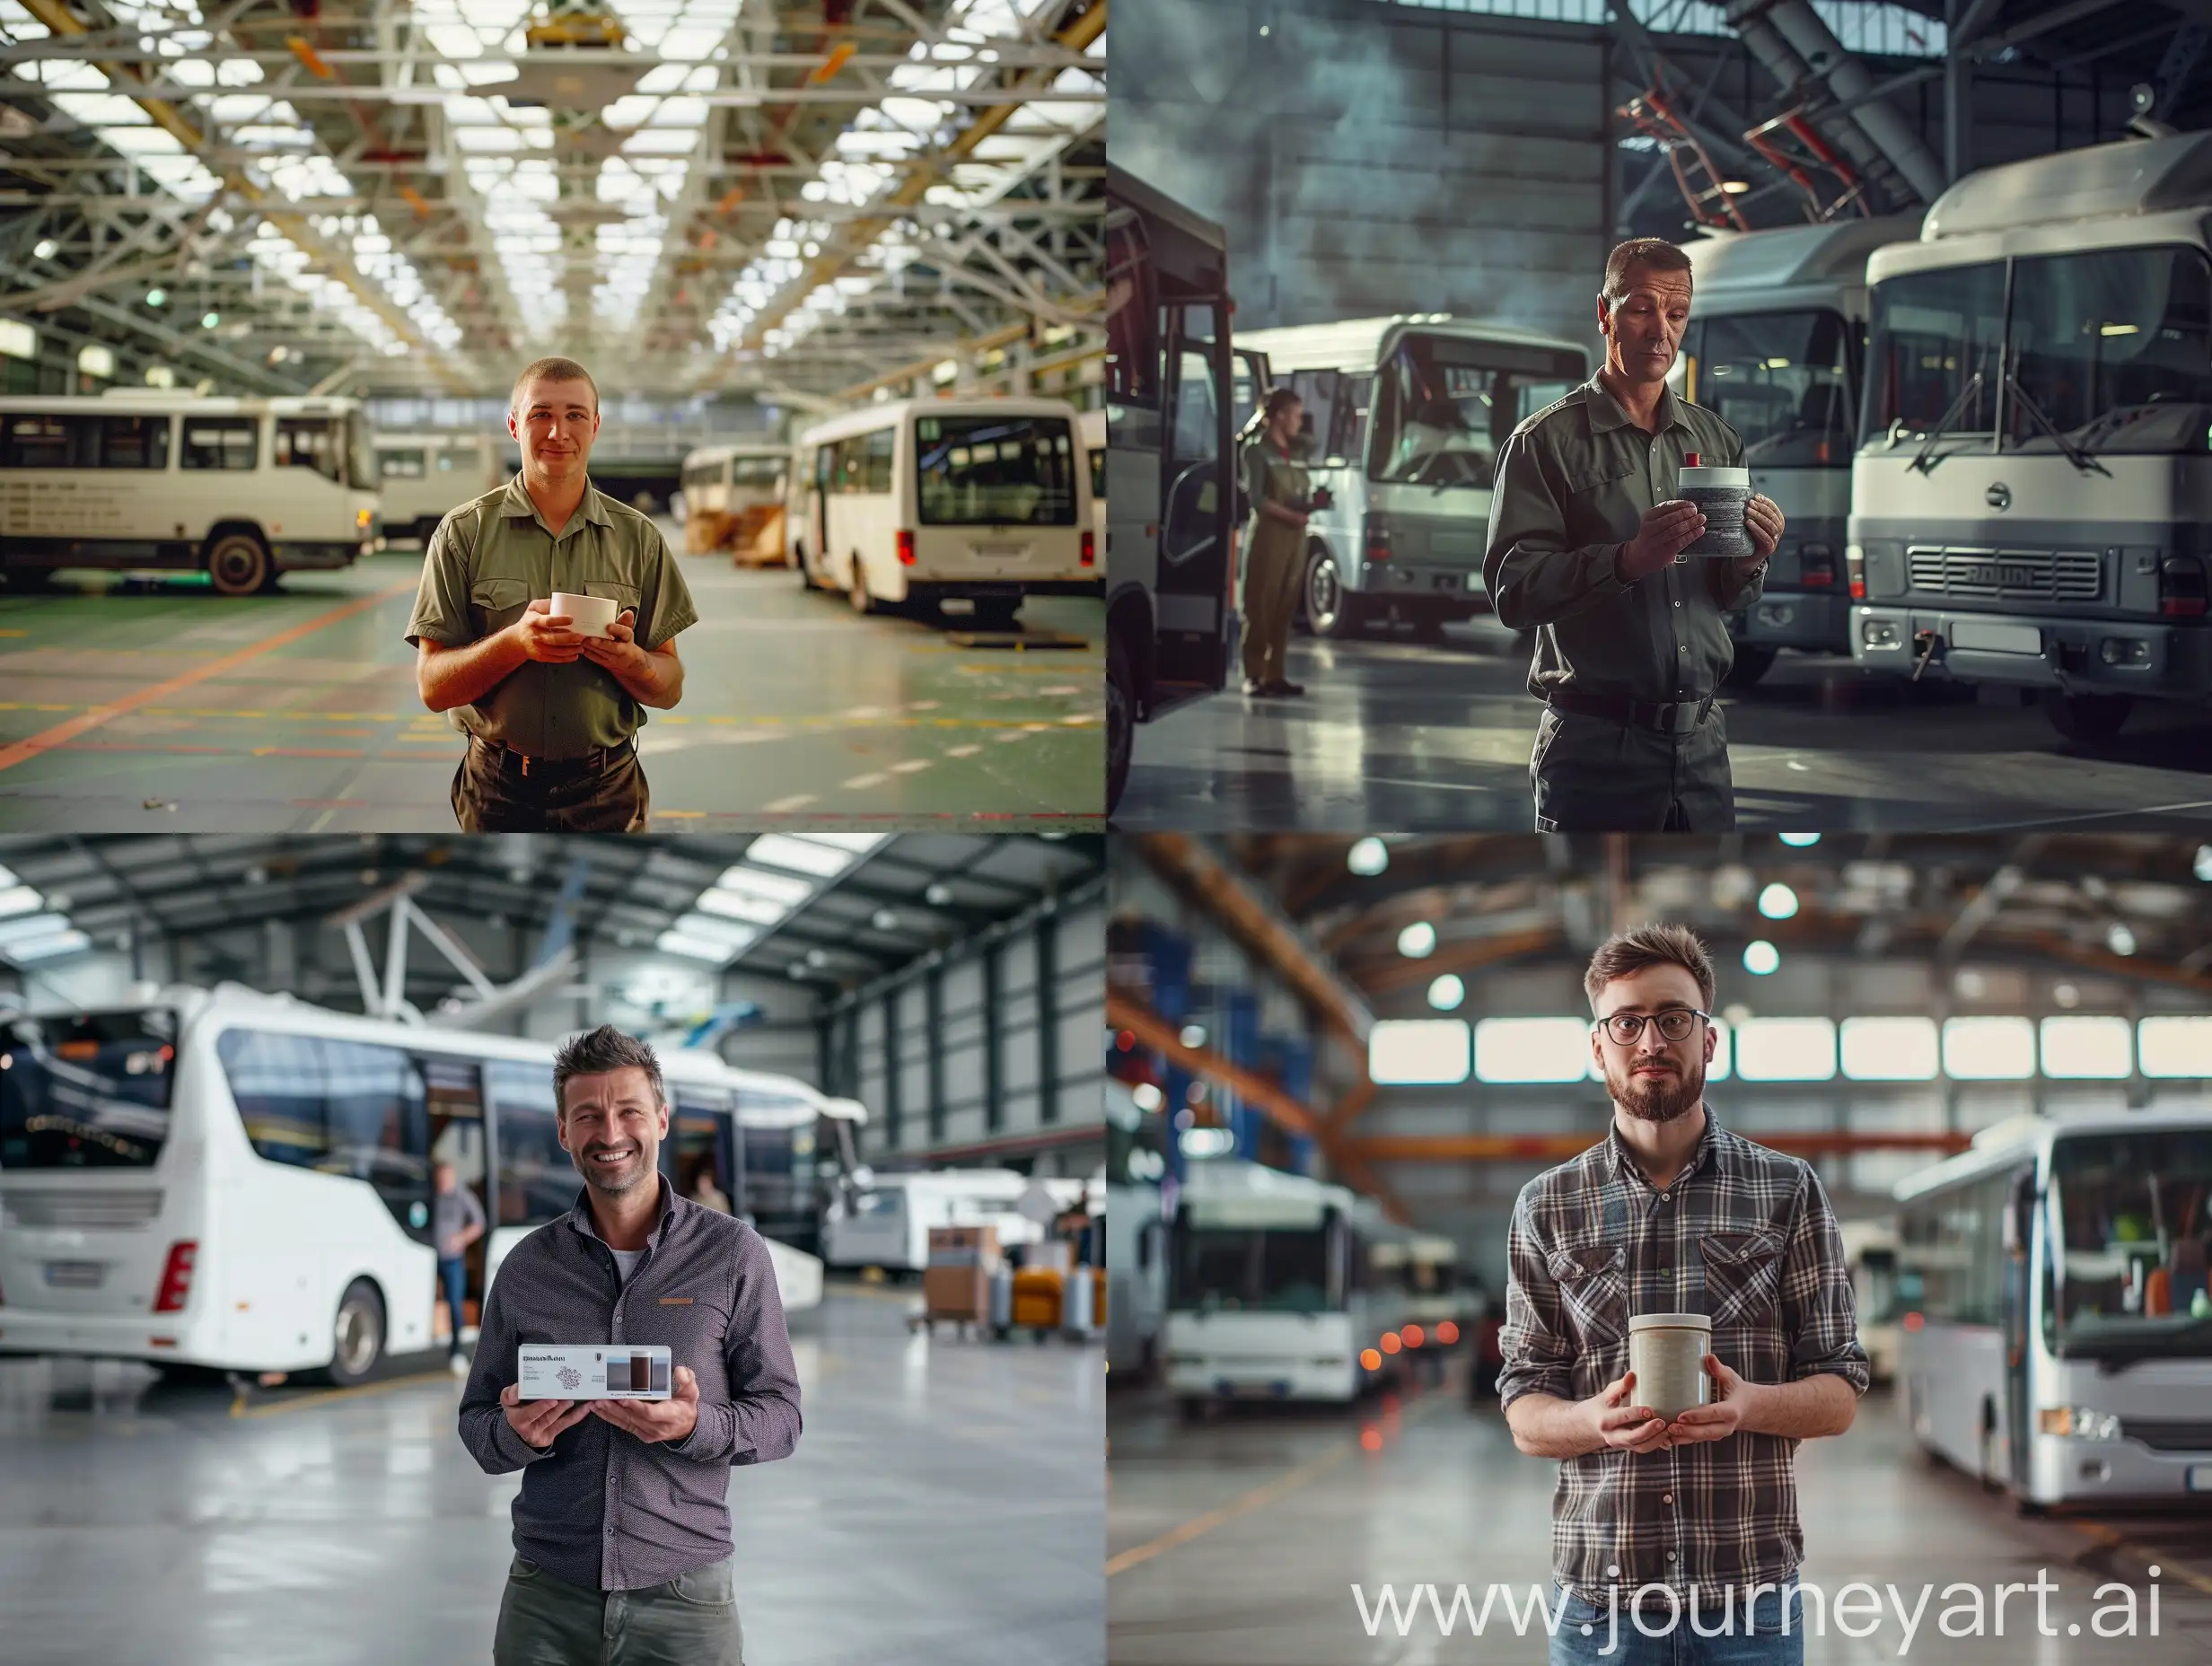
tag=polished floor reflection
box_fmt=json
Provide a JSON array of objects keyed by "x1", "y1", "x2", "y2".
[
  {"x1": 0, "y1": 1284, "x2": 1102, "y2": 1666},
  {"x1": 1109, "y1": 1371, "x2": 2212, "y2": 1664},
  {"x1": 0, "y1": 543, "x2": 1103, "y2": 830},
  {"x1": 1118, "y1": 618, "x2": 2212, "y2": 831}
]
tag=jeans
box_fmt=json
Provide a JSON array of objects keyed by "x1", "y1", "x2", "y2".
[
  {"x1": 1547, "y1": 1579, "x2": 1803, "y2": 1666},
  {"x1": 493, "y1": 1554, "x2": 745, "y2": 1666},
  {"x1": 438, "y1": 1256, "x2": 468, "y2": 1354}
]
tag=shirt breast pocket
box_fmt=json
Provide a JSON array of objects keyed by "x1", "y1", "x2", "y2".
[
  {"x1": 1561, "y1": 459, "x2": 1636, "y2": 502},
  {"x1": 470, "y1": 577, "x2": 531, "y2": 636},
  {"x1": 1546, "y1": 1241, "x2": 1628, "y2": 1347},
  {"x1": 583, "y1": 579, "x2": 641, "y2": 628},
  {"x1": 1702, "y1": 1230, "x2": 1786, "y2": 1329}
]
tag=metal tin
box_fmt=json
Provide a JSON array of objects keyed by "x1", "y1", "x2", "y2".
[
  {"x1": 1628, "y1": 1311, "x2": 1713, "y2": 1419},
  {"x1": 1679, "y1": 463, "x2": 1752, "y2": 558}
]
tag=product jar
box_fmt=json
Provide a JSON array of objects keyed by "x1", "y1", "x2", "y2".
[{"x1": 1628, "y1": 1312, "x2": 1713, "y2": 1420}]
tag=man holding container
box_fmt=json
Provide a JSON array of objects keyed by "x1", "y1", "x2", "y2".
[
  {"x1": 408, "y1": 357, "x2": 698, "y2": 832},
  {"x1": 459, "y1": 1025, "x2": 801, "y2": 1666},
  {"x1": 1498, "y1": 924, "x2": 1867, "y2": 1663}
]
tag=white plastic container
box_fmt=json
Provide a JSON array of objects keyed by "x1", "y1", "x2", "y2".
[
  {"x1": 1678, "y1": 453, "x2": 1751, "y2": 558},
  {"x1": 549, "y1": 591, "x2": 619, "y2": 638},
  {"x1": 1628, "y1": 1312, "x2": 1712, "y2": 1419}
]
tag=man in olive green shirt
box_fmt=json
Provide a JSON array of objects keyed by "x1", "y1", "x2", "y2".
[
  {"x1": 1484, "y1": 239, "x2": 1784, "y2": 831},
  {"x1": 408, "y1": 356, "x2": 698, "y2": 832}
]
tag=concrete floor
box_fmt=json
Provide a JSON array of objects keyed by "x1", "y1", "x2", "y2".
[
  {"x1": 1108, "y1": 1371, "x2": 2212, "y2": 1664},
  {"x1": 0, "y1": 1285, "x2": 1104, "y2": 1666},
  {"x1": 0, "y1": 538, "x2": 1103, "y2": 830},
  {"x1": 1118, "y1": 617, "x2": 2212, "y2": 832}
]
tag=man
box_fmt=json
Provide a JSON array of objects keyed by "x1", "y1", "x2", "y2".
[
  {"x1": 408, "y1": 357, "x2": 700, "y2": 832},
  {"x1": 1498, "y1": 925, "x2": 1867, "y2": 1666},
  {"x1": 458, "y1": 1025, "x2": 801, "y2": 1666},
  {"x1": 434, "y1": 1160, "x2": 487, "y2": 1376},
  {"x1": 1239, "y1": 386, "x2": 1313, "y2": 697},
  {"x1": 1484, "y1": 240, "x2": 1786, "y2": 831}
]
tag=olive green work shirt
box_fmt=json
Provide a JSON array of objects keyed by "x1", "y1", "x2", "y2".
[
  {"x1": 405, "y1": 473, "x2": 700, "y2": 758},
  {"x1": 1240, "y1": 432, "x2": 1308, "y2": 528},
  {"x1": 1483, "y1": 376, "x2": 1766, "y2": 705}
]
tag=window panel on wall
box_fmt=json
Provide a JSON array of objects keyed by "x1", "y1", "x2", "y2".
[
  {"x1": 1943, "y1": 1016, "x2": 2035, "y2": 1080},
  {"x1": 1840, "y1": 1016, "x2": 1939, "y2": 1081},
  {"x1": 2040, "y1": 1015, "x2": 2132, "y2": 1080},
  {"x1": 1733, "y1": 1017, "x2": 1836, "y2": 1082}
]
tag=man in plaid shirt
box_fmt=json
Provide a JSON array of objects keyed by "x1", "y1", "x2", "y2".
[{"x1": 1499, "y1": 924, "x2": 1868, "y2": 1663}]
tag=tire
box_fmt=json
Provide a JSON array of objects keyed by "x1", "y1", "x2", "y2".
[
  {"x1": 206, "y1": 530, "x2": 271, "y2": 597},
  {"x1": 973, "y1": 597, "x2": 1021, "y2": 631},
  {"x1": 1305, "y1": 546, "x2": 1365, "y2": 639},
  {"x1": 2043, "y1": 690, "x2": 2131, "y2": 743},
  {"x1": 1725, "y1": 644, "x2": 1778, "y2": 688},
  {"x1": 1106, "y1": 629, "x2": 1133, "y2": 815},
  {"x1": 324, "y1": 1278, "x2": 385, "y2": 1388}
]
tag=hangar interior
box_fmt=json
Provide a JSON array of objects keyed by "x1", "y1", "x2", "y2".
[
  {"x1": 0, "y1": 829, "x2": 1105, "y2": 1666},
  {"x1": 0, "y1": 0, "x2": 1107, "y2": 827}
]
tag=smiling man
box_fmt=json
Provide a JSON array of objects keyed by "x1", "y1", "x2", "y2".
[
  {"x1": 1498, "y1": 925, "x2": 1867, "y2": 1665},
  {"x1": 457, "y1": 1025, "x2": 800, "y2": 1666},
  {"x1": 407, "y1": 357, "x2": 699, "y2": 832},
  {"x1": 1483, "y1": 240, "x2": 1785, "y2": 831}
]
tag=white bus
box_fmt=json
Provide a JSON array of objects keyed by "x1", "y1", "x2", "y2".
[
  {"x1": 1233, "y1": 315, "x2": 1588, "y2": 638},
  {"x1": 678, "y1": 441, "x2": 792, "y2": 563},
  {"x1": 821, "y1": 1168, "x2": 1082, "y2": 1274},
  {"x1": 1078, "y1": 407, "x2": 1107, "y2": 564},
  {"x1": 0, "y1": 391, "x2": 380, "y2": 594},
  {"x1": 1850, "y1": 130, "x2": 2212, "y2": 742},
  {"x1": 0, "y1": 985, "x2": 830, "y2": 1387},
  {"x1": 791, "y1": 397, "x2": 1096, "y2": 627},
  {"x1": 1893, "y1": 1109, "x2": 2212, "y2": 1509},
  {"x1": 1839, "y1": 1216, "x2": 1902, "y2": 1385},
  {"x1": 1676, "y1": 215, "x2": 1920, "y2": 683},
  {"x1": 373, "y1": 432, "x2": 503, "y2": 543},
  {"x1": 1164, "y1": 1158, "x2": 1418, "y2": 1410}
]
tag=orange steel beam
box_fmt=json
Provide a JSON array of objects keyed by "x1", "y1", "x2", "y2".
[
  {"x1": 1347, "y1": 1131, "x2": 1973, "y2": 1162},
  {"x1": 1321, "y1": 1075, "x2": 1374, "y2": 1138}
]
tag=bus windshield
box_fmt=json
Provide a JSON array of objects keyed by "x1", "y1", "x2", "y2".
[
  {"x1": 1368, "y1": 333, "x2": 1584, "y2": 489},
  {"x1": 1694, "y1": 310, "x2": 1856, "y2": 467},
  {"x1": 916, "y1": 414, "x2": 1080, "y2": 526},
  {"x1": 1863, "y1": 260, "x2": 2005, "y2": 448},
  {"x1": 2005, "y1": 245, "x2": 2212, "y2": 459},
  {"x1": 2048, "y1": 1127, "x2": 2212, "y2": 1359},
  {"x1": 1172, "y1": 1224, "x2": 1331, "y2": 1313},
  {"x1": 347, "y1": 416, "x2": 376, "y2": 490},
  {"x1": 275, "y1": 416, "x2": 347, "y2": 484},
  {"x1": 0, "y1": 1009, "x2": 179, "y2": 1169}
]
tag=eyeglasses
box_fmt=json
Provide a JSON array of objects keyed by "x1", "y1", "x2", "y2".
[{"x1": 1593, "y1": 1008, "x2": 1709, "y2": 1046}]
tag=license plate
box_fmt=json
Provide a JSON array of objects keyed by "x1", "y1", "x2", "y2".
[
  {"x1": 44, "y1": 1260, "x2": 105, "y2": 1289},
  {"x1": 1466, "y1": 573, "x2": 1483, "y2": 592},
  {"x1": 972, "y1": 544, "x2": 1026, "y2": 560},
  {"x1": 2189, "y1": 1465, "x2": 2212, "y2": 1493},
  {"x1": 1950, "y1": 618, "x2": 2042, "y2": 655}
]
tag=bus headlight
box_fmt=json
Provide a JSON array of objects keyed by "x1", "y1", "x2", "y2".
[
  {"x1": 356, "y1": 507, "x2": 373, "y2": 531},
  {"x1": 2038, "y1": 1406, "x2": 2121, "y2": 1441}
]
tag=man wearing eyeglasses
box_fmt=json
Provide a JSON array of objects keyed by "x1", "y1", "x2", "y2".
[{"x1": 1497, "y1": 924, "x2": 1867, "y2": 1665}]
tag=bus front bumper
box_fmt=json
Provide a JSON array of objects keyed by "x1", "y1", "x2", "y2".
[
  {"x1": 1853, "y1": 605, "x2": 2212, "y2": 696},
  {"x1": 2032, "y1": 1434, "x2": 2212, "y2": 1504},
  {"x1": 1166, "y1": 1357, "x2": 1356, "y2": 1401}
]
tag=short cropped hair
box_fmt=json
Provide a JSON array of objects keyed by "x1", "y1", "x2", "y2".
[
  {"x1": 553, "y1": 1024, "x2": 664, "y2": 1118},
  {"x1": 1599, "y1": 237, "x2": 1695, "y2": 316},
  {"x1": 1584, "y1": 923, "x2": 1716, "y2": 1014},
  {"x1": 511, "y1": 355, "x2": 600, "y2": 414}
]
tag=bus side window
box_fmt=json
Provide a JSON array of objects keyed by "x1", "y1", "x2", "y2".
[
  {"x1": 1330, "y1": 375, "x2": 1371, "y2": 469},
  {"x1": 488, "y1": 1060, "x2": 571, "y2": 1227},
  {"x1": 814, "y1": 443, "x2": 835, "y2": 493},
  {"x1": 382, "y1": 449, "x2": 426, "y2": 480},
  {"x1": 218, "y1": 1030, "x2": 428, "y2": 1235},
  {"x1": 183, "y1": 417, "x2": 258, "y2": 471},
  {"x1": 864, "y1": 427, "x2": 894, "y2": 494},
  {"x1": 0, "y1": 413, "x2": 92, "y2": 469},
  {"x1": 98, "y1": 415, "x2": 169, "y2": 469}
]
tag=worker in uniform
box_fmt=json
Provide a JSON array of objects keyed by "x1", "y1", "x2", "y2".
[
  {"x1": 408, "y1": 356, "x2": 698, "y2": 832},
  {"x1": 1238, "y1": 386, "x2": 1319, "y2": 697},
  {"x1": 1483, "y1": 239, "x2": 1784, "y2": 831}
]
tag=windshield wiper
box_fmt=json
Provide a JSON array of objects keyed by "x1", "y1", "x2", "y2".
[
  {"x1": 2002, "y1": 373, "x2": 2112, "y2": 476},
  {"x1": 1908, "y1": 370, "x2": 1986, "y2": 473}
]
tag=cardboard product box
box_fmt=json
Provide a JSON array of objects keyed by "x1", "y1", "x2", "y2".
[
  {"x1": 924, "y1": 1264, "x2": 990, "y2": 1321},
  {"x1": 517, "y1": 1344, "x2": 672, "y2": 1400},
  {"x1": 928, "y1": 1223, "x2": 1001, "y2": 1268}
]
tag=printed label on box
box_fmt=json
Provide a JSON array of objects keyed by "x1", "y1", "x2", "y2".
[{"x1": 517, "y1": 1344, "x2": 672, "y2": 1400}]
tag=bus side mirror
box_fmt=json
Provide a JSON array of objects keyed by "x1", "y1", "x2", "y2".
[{"x1": 2007, "y1": 1186, "x2": 2036, "y2": 1256}]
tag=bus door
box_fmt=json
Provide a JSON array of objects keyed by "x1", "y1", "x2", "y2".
[
  {"x1": 1155, "y1": 303, "x2": 1235, "y2": 694},
  {"x1": 2003, "y1": 1166, "x2": 2036, "y2": 1491},
  {"x1": 810, "y1": 443, "x2": 833, "y2": 576},
  {"x1": 669, "y1": 1094, "x2": 741, "y2": 1218},
  {"x1": 421, "y1": 1057, "x2": 491, "y2": 1341}
]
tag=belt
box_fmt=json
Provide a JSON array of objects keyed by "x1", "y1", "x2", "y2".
[
  {"x1": 470, "y1": 735, "x2": 634, "y2": 778},
  {"x1": 1545, "y1": 682, "x2": 1715, "y2": 735}
]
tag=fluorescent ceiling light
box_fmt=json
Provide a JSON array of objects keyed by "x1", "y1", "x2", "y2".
[
  {"x1": 695, "y1": 890, "x2": 786, "y2": 925},
  {"x1": 710, "y1": 865, "x2": 814, "y2": 906},
  {"x1": 671, "y1": 913, "x2": 759, "y2": 953},
  {"x1": 4, "y1": 929, "x2": 91, "y2": 962},
  {"x1": 744, "y1": 834, "x2": 859, "y2": 876},
  {"x1": 657, "y1": 930, "x2": 733, "y2": 963},
  {"x1": 0, "y1": 885, "x2": 46, "y2": 921},
  {"x1": 0, "y1": 912, "x2": 72, "y2": 948}
]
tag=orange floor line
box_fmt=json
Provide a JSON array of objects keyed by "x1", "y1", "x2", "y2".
[{"x1": 0, "y1": 580, "x2": 417, "y2": 776}]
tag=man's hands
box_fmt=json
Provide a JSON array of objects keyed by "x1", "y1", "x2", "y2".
[
  {"x1": 1617, "y1": 501, "x2": 1706, "y2": 582},
  {"x1": 1587, "y1": 1355, "x2": 1760, "y2": 1453},
  {"x1": 577, "y1": 609, "x2": 651, "y2": 681},
  {"x1": 591, "y1": 1364, "x2": 699, "y2": 1445},
  {"x1": 498, "y1": 1366, "x2": 700, "y2": 1451},
  {"x1": 1743, "y1": 494, "x2": 1783, "y2": 563},
  {"x1": 511, "y1": 598, "x2": 588, "y2": 664},
  {"x1": 502, "y1": 1382, "x2": 592, "y2": 1450},
  {"x1": 1587, "y1": 1369, "x2": 1672, "y2": 1452},
  {"x1": 1663, "y1": 1355, "x2": 1755, "y2": 1447}
]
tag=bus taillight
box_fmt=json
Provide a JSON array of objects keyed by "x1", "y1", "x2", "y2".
[
  {"x1": 1902, "y1": 1311, "x2": 1924, "y2": 1331},
  {"x1": 153, "y1": 1241, "x2": 198, "y2": 1313},
  {"x1": 2160, "y1": 555, "x2": 2207, "y2": 618},
  {"x1": 896, "y1": 530, "x2": 916, "y2": 567},
  {"x1": 1080, "y1": 530, "x2": 1095, "y2": 567}
]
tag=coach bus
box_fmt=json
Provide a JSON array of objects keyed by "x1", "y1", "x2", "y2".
[
  {"x1": 373, "y1": 432, "x2": 503, "y2": 542},
  {"x1": 678, "y1": 441, "x2": 792, "y2": 563}
]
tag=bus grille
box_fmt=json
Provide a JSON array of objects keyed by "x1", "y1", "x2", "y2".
[
  {"x1": 0, "y1": 1189, "x2": 163, "y2": 1230},
  {"x1": 2120, "y1": 1417, "x2": 2212, "y2": 1451},
  {"x1": 1906, "y1": 548, "x2": 2101, "y2": 602}
]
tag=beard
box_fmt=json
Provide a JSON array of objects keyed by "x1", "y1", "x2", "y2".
[
  {"x1": 1604, "y1": 1051, "x2": 1706, "y2": 1124},
  {"x1": 576, "y1": 1142, "x2": 651, "y2": 1196}
]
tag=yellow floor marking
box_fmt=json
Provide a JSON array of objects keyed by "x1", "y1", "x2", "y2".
[{"x1": 229, "y1": 1367, "x2": 454, "y2": 1419}]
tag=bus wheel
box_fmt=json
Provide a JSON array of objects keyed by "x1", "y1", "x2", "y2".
[
  {"x1": 1724, "y1": 644, "x2": 1778, "y2": 688},
  {"x1": 973, "y1": 597, "x2": 1021, "y2": 632},
  {"x1": 326, "y1": 1278, "x2": 385, "y2": 1387},
  {"x1": 1106, "y1": 631, "x2": 1133, "y2": 814},
  {"x1": 1305, "y1": 548, "x2": 1364, "y2": 638},
  {"x1": 2042, "y1": 690, "x2": 2131, "y2": 744},
  {"x1": 206, "y1": 531, "x2": 271, "y2": 597}
]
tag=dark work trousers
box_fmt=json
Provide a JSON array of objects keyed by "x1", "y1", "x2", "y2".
[
  {"x1": 452, "y1": 739, "x2": 650, "y2": 833},
  {"x1": 1529, "y1": 704, "x2": 1735, "y2": 832},
  {"x1": 492, "y1": 1554, "x2": 745, "y2": 1666}
]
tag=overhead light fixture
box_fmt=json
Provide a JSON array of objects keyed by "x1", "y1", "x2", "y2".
[
  {"x1": 1743, "y1": 940, "x2": 1780, "y2": 976},
  {"x1": 2107, "y1": 923, "x2": 2137, "y2": 957},
  {"x1": 1180, "y1": 1024, "x2": 1207, "y2": 1049},
  {"x1": 1778, "y1": 833, "x2": 1820, "y2": 847},
  {"x1": 1132, "y1": 1083, "x2": 1164, "y2": 1112},
  {"x1": 1719, "y1": 180, "x2": 1750, "y2": 194},
  {"x1": 925, "y1": 882, "x2": 954, "y2": 908},
  {"x1": 1758, "y1": 882, "x2": 1799, "y2": 920},
  {"x1": 4, "y1": 929, "x2": 90, "y2": 962},
  {"x1": 1347, "y1": 837, "x2": 1389, "y2": 876},
  {"x1": 33, "y1": 239, "x2": 57, "y2": 259},
  {"x1": 145, "y1": 288, "x2": 166, "y2": 306},
  {"x1": 0, "y1": 911, "x2": 72, "y2": 948},
  {"x1": 670, "y1": 914, "x2": 759, "y2": 955},
  {"x1": 745, "y1": 833, "x2": 864, "y2": 876},
  {"x1": 695, "y1": 889, "x2": 786, "y2": 926},
  {"x1": 0, "y1": 884, "x2": 46, "y2": 921},
  {"x1": 657, "y1": 929, "x2": 736, "y2": 963},
  {"x1": 2196, "y1": 844, "x2": 2212, "y2": 883},
  {"x1": 201, "y1": 311, "x2": 219, "y2": 329},
  {"x1": 1398, "y1": 921, "x2": 1436, "y2": 959},
  {"x1": 1427, "y1": 974, "x2": 1465, "y2": 1012},
  {"x1": 871, "y1": 908, "x2": 899, "y2": 932},
  {"x1": 708, "y1": 866, "x2": 812, "y2": 907}
]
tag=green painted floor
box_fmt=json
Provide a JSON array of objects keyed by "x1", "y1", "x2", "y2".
[{"x1": 0, "y1": 547, "x2": 1104, "y2": 831}]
